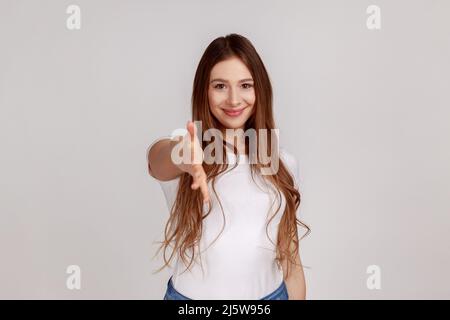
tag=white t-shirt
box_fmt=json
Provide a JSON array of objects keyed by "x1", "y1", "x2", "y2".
[{"x1": 148, "y1": 139, "x2": 301, "y2": 300}]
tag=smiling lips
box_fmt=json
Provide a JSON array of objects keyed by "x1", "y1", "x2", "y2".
[{"x1": 223, "y1": 107, "x2": 245, "y2": 117}]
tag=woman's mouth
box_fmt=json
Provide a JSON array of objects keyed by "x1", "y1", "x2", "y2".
[{"x1": 223, "y1": 107, "x2": 245, "y2": 117}]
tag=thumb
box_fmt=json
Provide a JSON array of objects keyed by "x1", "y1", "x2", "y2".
[{"x1": 187, "y1": 121, "x2": 197, "y2": 142}]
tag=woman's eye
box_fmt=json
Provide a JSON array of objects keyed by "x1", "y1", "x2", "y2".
[{"x1": 214, "y1": 83, "x2": 253, "y2": 89}]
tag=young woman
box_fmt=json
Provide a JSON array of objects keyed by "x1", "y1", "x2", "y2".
[{"x1": 147, "y1": 33, "x2": 310, "y2": 300}]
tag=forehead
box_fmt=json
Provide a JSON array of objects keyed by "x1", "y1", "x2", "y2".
[{"x1": 210, "y1": 57, "x2": 253, "y2": 80}]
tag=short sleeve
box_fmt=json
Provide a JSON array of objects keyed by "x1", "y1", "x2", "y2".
[
  {"x1": 146, "y1": 136, "x2": 172, "y2": 177},
  {"x1": 279, "y1": 148, "x2": 307, "y2": 229},
  {"x1": 146, "y1": 135, "x2": 183, "y2": 211},
  {"x1": 158, "y1": 176, "x2": 181, "y2": 211},
  {"x1": 146, "y1": 129, "x2": 188, "y2": 177},
  {"x1": 279, "y1": 148, "x2": 300, "y2": 190}
]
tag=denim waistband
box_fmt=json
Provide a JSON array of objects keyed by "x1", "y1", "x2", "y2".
[
  {"x1": 260, "y1": 280, "x2": 288, "y2": 300},
  {"x1": 164, "y1": 276, "x2": 289, "y2": 300}
]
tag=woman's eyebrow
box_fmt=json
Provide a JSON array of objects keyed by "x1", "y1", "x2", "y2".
[{"x1": 210, "y1": 78, "x2": 254, "y2": 83}]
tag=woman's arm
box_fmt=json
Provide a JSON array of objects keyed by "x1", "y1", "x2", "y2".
[
  {"x1": 281, "y1": 249, "x2": 307, "y2": 300},
  {"x1": 147, "y1": 138, "x2": 184, "y2": 181},
  {"x1": 147, "y1": 121, "x2": 210, "y2": 203}
]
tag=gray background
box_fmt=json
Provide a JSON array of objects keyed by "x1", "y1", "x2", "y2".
[{"x1": 1, "y1": 0, "x2": 449, "y2": 299}]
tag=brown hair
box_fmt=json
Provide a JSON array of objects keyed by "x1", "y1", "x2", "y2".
[{"x1": 154, "y1": 33, "x2": 310, "y2": 279}]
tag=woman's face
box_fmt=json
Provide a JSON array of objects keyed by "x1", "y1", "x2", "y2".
[{"x1": 208, "y1": 57, "x2": 255, "y2": 131}]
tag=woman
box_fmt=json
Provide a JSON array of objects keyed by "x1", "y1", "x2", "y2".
[{"x1": 147, "y1": 33, "x2": 310, "y2": 300}]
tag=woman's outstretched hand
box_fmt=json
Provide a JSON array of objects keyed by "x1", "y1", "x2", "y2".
[{"x1": 174, "y1": 121, "x2": 210, "y2": 204}]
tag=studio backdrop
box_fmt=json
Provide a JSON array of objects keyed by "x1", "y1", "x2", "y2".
[{"x1": 1, "y1": 0, "x2": 449, "y2": 299}]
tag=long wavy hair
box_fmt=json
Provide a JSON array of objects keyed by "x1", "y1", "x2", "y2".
[{"x1": 154, "y1": 33, "x2": 310, "y2": 279}]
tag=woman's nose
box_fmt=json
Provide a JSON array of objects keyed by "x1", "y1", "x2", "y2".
[{"x1": 227, "y1": 88, "x2": 242, "y2": 107}]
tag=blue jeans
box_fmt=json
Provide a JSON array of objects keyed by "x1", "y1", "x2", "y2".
[{"x1": 163, "y1": 276, "x2": 289, "y2": 300}]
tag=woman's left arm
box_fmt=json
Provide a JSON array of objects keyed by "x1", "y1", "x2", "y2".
[{"x1": 281, "y1": 250, "x2": 306, "y2": 300}]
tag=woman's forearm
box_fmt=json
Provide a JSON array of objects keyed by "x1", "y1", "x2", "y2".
[
  {"x1": 285, "y1": 270, "x2": 306, "y2": 300},
  {"x1": 147, "y1": 138, "x2": 183, "y2": 181},
  {"x1": 282, "y1": 250, "x2": 307, "y2": 300}
]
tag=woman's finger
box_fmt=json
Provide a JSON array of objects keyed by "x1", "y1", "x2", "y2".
[
  {"x1": 186, "y1": 121, "x2": 195, "y2": 142},
  {"x1": 199, "y1": 180, "x2": 210, "y2": 203},
  {"x1": 191, "y1": 179, "x2": 200, "y2": 189},
  {"x1": 190, "y1": 165, "x2": 202, "y2": 188},
  {"x1": 190, "y1": 166, "x2": 209, "y2": 203}
]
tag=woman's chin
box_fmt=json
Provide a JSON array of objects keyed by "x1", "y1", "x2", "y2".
[{"x1": 220, "y1": 120, "x2": 247, "y2": 130}]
